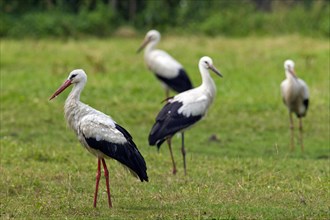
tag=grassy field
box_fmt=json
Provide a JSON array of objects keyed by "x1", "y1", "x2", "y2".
[{"x1": 0, "y1": 35, "x2": 329, "y2": 219}]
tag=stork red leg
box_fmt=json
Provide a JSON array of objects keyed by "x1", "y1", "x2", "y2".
[
  {"x1": 181, "y1": 132, "x2": 187, "y2": 176},
  {"x1": 289, "y1": 113, "x2": 295, "y2": 151},
  {"x1": 93, "y1": 158, "x2": 101, "y2": 208},
  {"x1": 165, "y1": 88, "x2": 170, "y2": 100},
  {"x1": 299, "y1": 118, "x2": 304, "y2": 152},
  {"x1": 101, "y1": 158, "x2": 112, "y2": 208},
  {"x1": 167, "y1": 138, "x2": 177, "y2": 175}
]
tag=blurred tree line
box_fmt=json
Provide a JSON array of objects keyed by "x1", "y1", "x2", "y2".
[{"x1": 0, "y1": 0, "x2": 329, "y2": 38}]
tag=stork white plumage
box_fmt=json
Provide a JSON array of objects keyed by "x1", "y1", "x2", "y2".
[
  {"x1": 49, "y1": 69, "x2": 148, "y2": 208},
  {"x1": 148, "y1": 56, "x2": 223, "y2": 175},
  {"x1": 137, "y1": 30, "x2": 193, "y2": 98},
  {"x1": 281, "y1": 60, "x2": 309, "y2": 151}
]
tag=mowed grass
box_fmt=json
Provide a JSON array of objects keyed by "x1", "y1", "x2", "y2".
[{"x1": 0, "y1": 35, "x2": 329, "y2": 219}]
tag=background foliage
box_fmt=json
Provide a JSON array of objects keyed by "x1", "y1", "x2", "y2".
[{"x1": 1, "y1": 0, "x2": 329, "y2": 38}]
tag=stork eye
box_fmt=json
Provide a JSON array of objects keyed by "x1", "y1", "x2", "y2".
[{"x1": 70, "y1": 74, "x2": 77, "y2": 80}]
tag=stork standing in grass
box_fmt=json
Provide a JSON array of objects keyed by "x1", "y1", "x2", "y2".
[
  {"x1": 148, "y1": 56, "x2": 223, "y2": 175},
  {"x1": 49, "y1": 69, "x2": 148, "y2": 208},
  {"x1": 137, "y1": 30, "x2": 193, "y2": 98},
  {"x1": 281, "y1": 59, "x2": 309, "y2": 151}
]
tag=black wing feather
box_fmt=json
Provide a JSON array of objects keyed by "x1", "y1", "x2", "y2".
[
  {"x1": 156, "y1": 68, "x2": 193, "y2": 93},
  {"x1": 115, "y1": 123, "x2": 132, "y2": 140},
  {"x1": 148, "y1": 101, "x2": 202, "y2": 148},
  {"x1": 84, "y1": 124, "x2": 148, "y2": 182},
  {"x1": 303, "y1": 99, "x2": 309, "y2": 112},
  {"x1": 297, "y1": 98, "x2": 309, "y2": 118}
]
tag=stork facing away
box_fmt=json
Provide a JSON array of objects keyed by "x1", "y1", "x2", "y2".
[
  {"x1": 49, "y1": 69, "x2": 148, "y2": 208},
  {"x1": 137, "y1": 29, "x2": 193, "y2": 99},
  {"x1": 281, "y1": 59, "x2": 309, "y2": 151},
  {"x1": 148, "y1": 56, "x2": 223, "y2": 175}
]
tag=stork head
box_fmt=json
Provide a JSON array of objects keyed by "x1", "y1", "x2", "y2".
[
  {"x1": 49, "y1": 69, "x2": 87, "y2": 100},
  {"x1": 137, "y1": 29, "x2": 161, "y2": 53},
  {"x1": 199, "y1": 56, "x2": 223, "y2": 77},
  {"x1": 284, "y1": 59, "x2": 297, "y2": 78}
]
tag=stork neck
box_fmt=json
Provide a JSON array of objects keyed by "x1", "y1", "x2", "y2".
[
  {"x1": 144, "y1": 40, "x2": 158, "y2": 55},
  {"x1": 200, "y1": 67, "x2": 216, "y2": 98},
  {"x1": 66, "y1": 82, "x2": 85, "y2": 104},
  {"x1": 285, "y1": 70, "x2": 298, "y2": 82},
  {"x1": 64, "y1": 82, "x2": 86, "y2": 133}
]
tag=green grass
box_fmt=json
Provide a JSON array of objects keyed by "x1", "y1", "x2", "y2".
[{"x1": 1, "y1": 35, "x2": 329, "y2": 219}]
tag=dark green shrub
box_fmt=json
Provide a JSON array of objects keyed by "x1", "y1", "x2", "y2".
[
  {"x1": 76, "y1": 4, "x2": 116, "y2": 37},
  {"x1": 0, "y1": 0, "x2": 328, "y2": 38}
]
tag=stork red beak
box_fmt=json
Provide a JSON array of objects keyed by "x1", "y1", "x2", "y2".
[
  {"x1": 209, "y1": 65, "x2": 223, "y2": 78},
  {"x1": 137, "y1": 38, "x2": 151, "y2": 53},
  {"x1": 49, "y1": 79, "x2": 72, "y2": 100},
  {"x1": 288, "y1": 68, "x2": 297, "y2": 79}
]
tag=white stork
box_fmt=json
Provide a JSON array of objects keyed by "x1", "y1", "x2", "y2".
[
  {"x1": 49, "y1": 69, "x2": 148, "y2": 208},
  {"x1": 148, "y1": 56, "x2": 223, "y2": 175},
  {"x1": 137, "y1": 29, "x2": 193, "y2": 98},
  {"x1": 281, "y1": 59, "x2": 309, "y2": 151}
]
